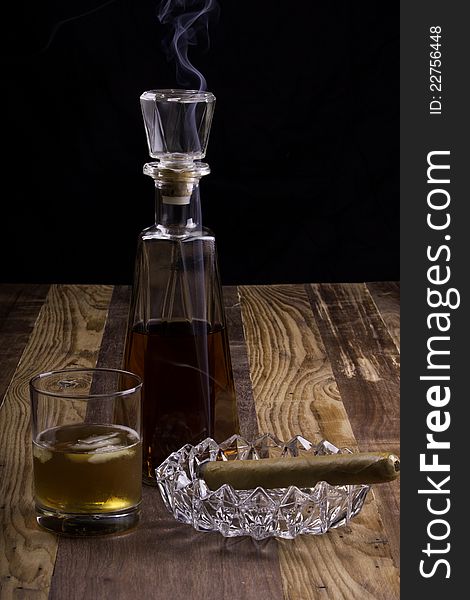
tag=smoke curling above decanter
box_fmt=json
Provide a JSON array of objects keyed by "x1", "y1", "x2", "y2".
[{"x1": 157, "y1": 0, "x2": 220, "y2": 92}]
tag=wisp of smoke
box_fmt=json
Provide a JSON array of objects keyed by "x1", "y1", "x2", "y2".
[{"x1": 157, "y1": 0, "x2": 219, "y2": 91}]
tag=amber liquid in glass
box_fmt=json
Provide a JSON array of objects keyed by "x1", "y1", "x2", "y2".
[
  {"x1": 33, "y1": 424, "x2": 142, "y2": 513},
  {"x1": 124, "y1": 320, "x2": 238, "y2": 483}
]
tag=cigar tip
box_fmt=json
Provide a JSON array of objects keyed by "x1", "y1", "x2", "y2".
[{"x1": 389, "y1": 454, "x2": 400, "y2": 473}]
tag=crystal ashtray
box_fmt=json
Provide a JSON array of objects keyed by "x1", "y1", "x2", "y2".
[{"x1": 156, "y1": 435, "x2": 370, "y2": 540}]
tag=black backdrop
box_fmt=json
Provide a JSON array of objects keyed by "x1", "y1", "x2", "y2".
[{"x1": 1, "y1": 1, "x2": 398, "y2": 285}]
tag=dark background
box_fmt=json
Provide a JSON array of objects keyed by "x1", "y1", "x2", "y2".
[{"x1": 1, "y1": 1, "x2": 398, "y2": 285}]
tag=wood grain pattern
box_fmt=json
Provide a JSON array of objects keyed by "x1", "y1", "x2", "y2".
[
  {"x1": 224, "y1": 286, "x2": 259, "y2": 441},
  {"x1": 366, "y1": 282, "x2": 400, "y2": 352},
  {"x1": 307, "y1": 283, "x2": 400, "y2": 568},
  {"x1": 307, "y1": 284, "x2": 400, "y2": 447},
  {"x1": 1, "y1": 283, "x2": 400, "y2": 600},
  {"x1": 0, "y1": 285, "x2": 113, "y2": 600},
  {"x1": 50, "y1": 490, "x2": 284, "y2": 600},
  {"x1": 94, "y1": 285, "x2": 131, "y2": 370},
  {"x1": 49, "y1": 286, "x2": 284, "y2": 600},
  {"x1": 239, "y1": 284, "x2": 400, "y2": 600},
  {"x1": 0, "y1": 285, "x2": 50, "y2": 410}
]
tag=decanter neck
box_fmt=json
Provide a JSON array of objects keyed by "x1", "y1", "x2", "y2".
[
  {"x1": 154, "y1": 186, "x2": 202, "y2": 235},
  {"x1": 144, "y1": 161, "x2": 210, "y2": 236}
]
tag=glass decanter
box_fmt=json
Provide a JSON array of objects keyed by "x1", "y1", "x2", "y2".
[{"x1": 124, "y1": 90, "x2": 239, "y2": 484}]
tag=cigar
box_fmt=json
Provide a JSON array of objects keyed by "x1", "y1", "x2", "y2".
[{"x1": 200, "y1": 452, "x2": 400, "y2": 491}]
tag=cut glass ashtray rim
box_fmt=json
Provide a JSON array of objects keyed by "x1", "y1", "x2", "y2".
[{"x1": 155, "y1": 434, "x2": 371, "y2": 540}]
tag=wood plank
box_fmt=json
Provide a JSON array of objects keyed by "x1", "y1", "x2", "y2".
[
  {"x1": 94, "y1": 285, "x2": 131, "y2": 370},
  {"x1": 224, "y1": 286, "x2": 259, "y2": 441},
  {"x1": 364, "y1": 282, "x2": 400, "y2": 566},
  {"x1": 366, "y1": 282, "x2": 400, "y2": 351},
  {"x1": 239, "y1": 284, "x2": 400, "y2": 600},
  {"x1": 49, "y1": 286, "x2": 284, "y2": 600},
  {"x1": 307, "y1": 284, "x2": 400, "y2": 447},
  {"x1": 0, "y1": 285, "x2": 113, "y2": 600},
  {"x1": 307, "y1": 283, "x2": 400, "y2": 568},
  {"x1": 0, "y1": 285, "x2": 50, "y2": 410},
  {"x1": 50, "y1": 495, "x2": 284, "y2": 600}
]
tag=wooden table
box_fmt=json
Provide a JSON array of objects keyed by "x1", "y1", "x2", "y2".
[{"x1": 0, "y1": 283, "x2": 400, "y2": 599}]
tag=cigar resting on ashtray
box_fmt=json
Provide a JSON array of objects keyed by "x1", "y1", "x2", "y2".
[{"x1": 200, "y1": 452, "x2": 400, "y2": 491}]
